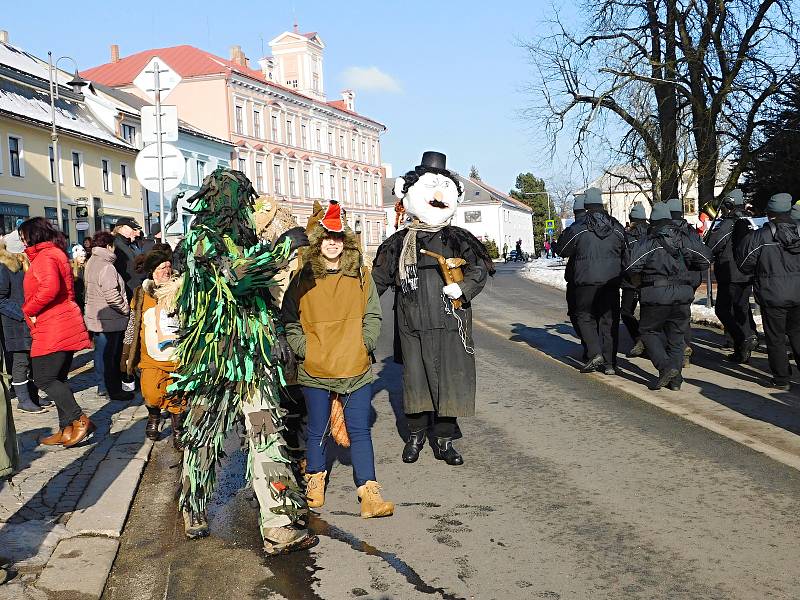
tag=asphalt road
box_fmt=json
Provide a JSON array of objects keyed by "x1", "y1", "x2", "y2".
[{"x1": 102, "y1": 263, "x2": 800, "y2": 600}]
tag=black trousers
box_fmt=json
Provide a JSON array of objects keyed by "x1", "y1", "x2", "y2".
[
  {"x1": 566, "y1": 282, "x2": 587, "y2": 355},
  {"x1": 639, "y1": 304, "x2": 690, "y2": 374},
  {"x1": 406, "y1": 411, "x2": 458, "y2": 439},
  {"x1": 32, "y1": 351, "x2": 81, "y2": 428},
  {"x1": 620, "y1": 288, "x2": 640, "y2": 341},
  {"x1": 714, "y1": 283, "x2": 754, "y2": 349},
  {"x1": 575, "y1": 282, "x2": 620, "y2": 365},
  {"x1": 760, "y1": 305, "x2": 800, "y2": 384}
]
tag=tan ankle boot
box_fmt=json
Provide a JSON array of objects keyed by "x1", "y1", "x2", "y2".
[
  {"x1": 304, "y1": 470, "x2": 326, "y2": 508},
  {"x1": 357, "y1": 481, "x2": 394, "y2": 519}
]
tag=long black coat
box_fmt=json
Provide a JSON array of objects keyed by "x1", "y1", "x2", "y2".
[
  {"x1": 624, "y1": 221, "x2": 713, "y2": 306},
  {"x1": 706, "y1": 216, "x2": 753, "y2": 284},
  {"x1": 372, "y1": 226, "x2": 493, "y2": 418},
  {"x1": 735, "y1": 216, "x2": 800, "y2": 308},
  {"x1": 0, "y1": 255, "x2": 31, "y2": 352},
  {"x1": 114, "y1": 234, "x2": 144, "y2": 300}
]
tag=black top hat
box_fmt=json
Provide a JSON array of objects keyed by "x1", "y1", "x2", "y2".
[{"x1": 415, "y1": 151, "x2": 450, "y2": 175}]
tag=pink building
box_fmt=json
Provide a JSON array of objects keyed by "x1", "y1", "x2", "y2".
[{"x1": 82, "y1": 29, "x2": 388, "y2": 253}]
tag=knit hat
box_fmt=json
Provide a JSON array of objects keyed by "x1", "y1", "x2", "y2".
[
  {"x1": 629, "y1": 202, "x2": 647, "y2": 221},
  {"x1": 791, "y1": 202, "x2": 800, "y2": 221},
  {"x1": 135, "y1": 243, "x2": 173, "y2": 275},
  {"x1": 767, "y1": 193, "x2": 793, "y2": 214},
  {"x1": 666, "y1": 198, "x2": 683, "y2": 215},
  {"x1": 70, "y1": 244, "x2": 86, "y2": 260},
  {"x1": 319, "y1": 200, "x2": 345, "y2": 233},
  {"x1": 724, "y1": 189, "x2": 744, "y2": 206},
  {"x1": 573, "y1": 193, "x2": 585, "y2": 212},
  {"x1": 650, "y1": 202, "x2": 671, "y2": 221},
  {"x1": 584, "y1": 187, "x2": 603, "y2": 207}
]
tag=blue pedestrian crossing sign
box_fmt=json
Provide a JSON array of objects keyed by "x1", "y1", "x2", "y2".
[
  {"x1": 545, "y1": 219, "x2": 556, "y2": 230},
  {"x1": 546, "y1": 228, "x2": 554, "y2": 236}
]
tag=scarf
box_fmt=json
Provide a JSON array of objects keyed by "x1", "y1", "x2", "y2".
[{"x1": 398, "y1": 221, "x2": 449, "y2": 294}]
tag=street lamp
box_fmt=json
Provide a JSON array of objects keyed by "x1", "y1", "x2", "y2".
[{"x1": 48, "y1": 52, "x2": 87, "y2": 233}]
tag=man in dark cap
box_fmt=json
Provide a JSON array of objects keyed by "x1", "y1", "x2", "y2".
[
  {"x1": 625, "y1": 202, "x2": 713, "y2": 390},
  {"x1": 705, "y1": 189, "x2": 758, "y2": 363},
  {"x1": 112, "y1": 216, "x2": 144, "y2": 299},
  {"x1": 558, "y1": 193, "x2": 587, "y2": 359},
  {"x1": 139, "y1": 221, "x2": 162, "y2": 254},
  {"x1": 555, "y1": 187, "x2": 626, "y2": 374},
  {"x1": 735, "y1": 192, "x2": 800, "y2": 390},
  {"x1": 667, "y1": 197, "x2": 705, "y2": 366},
  {"x1": 622, "y1": 202, "x2": 649, "y2": 357}
]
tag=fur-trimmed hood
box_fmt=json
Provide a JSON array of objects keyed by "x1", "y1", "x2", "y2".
[
  {"x1": 0, "y1": 240, "x2": 23, "y2": 273},
  {"x1": 302, "y1": 224, "x2": 363, "y2": 280}
]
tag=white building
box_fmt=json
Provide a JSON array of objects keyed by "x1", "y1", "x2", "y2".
[{"x1": 383, "y1": 174, "x2": 534, "y2": 253}]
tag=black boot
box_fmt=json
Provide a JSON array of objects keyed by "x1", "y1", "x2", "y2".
[
  {"x1": 171, "y1": 413, "x2": 185, "y2": 451},
  {"x1": 654, "y1": 368, "x2": 680, "y2": 390},
  {"x1": 431, "y1": 437, "x2": 464, "y2": 466},
  {"x1": 667, "y1": 372, "x2": 683, "y2": 391},
  {"x1": 145, "y1": 407, "x2": 160, "y2": 441},
  {"x1": 580, "y1": 354, "x2": 605, "y2": 373},
  {"x1": 402, "y1": 430, "x2": 426, "y2": 463}
]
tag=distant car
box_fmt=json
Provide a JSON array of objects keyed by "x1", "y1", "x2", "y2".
[{"x1": 505, "y1": 250, "x2": 529, "y2": 263}]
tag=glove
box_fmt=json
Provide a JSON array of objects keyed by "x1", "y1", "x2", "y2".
[
  {"x1": 276, "y1": 334, "x2": 297, "y2": 376},
  {"x1": 442, "y1": 283, "x2": 463, "y2": 300},
  {"x1": 274, "y1": 227, "x2": 309, "y2": 253}
]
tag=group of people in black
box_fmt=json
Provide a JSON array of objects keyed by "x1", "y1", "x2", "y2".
[{"x1": 555, "y1": 187, "x2": 800, "y2": 392}]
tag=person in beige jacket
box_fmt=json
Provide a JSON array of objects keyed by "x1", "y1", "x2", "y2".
[{"x1": 83, "y1": 231, "x2": 132, "y2": 401}]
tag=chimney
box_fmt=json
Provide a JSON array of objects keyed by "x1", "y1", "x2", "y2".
[
  {"x1": 341, "y1": 89, "x2": 355, "y2": 112},
  {"x1": 229, "y1": 45, "x2": 249, "y2": 68},
  {"x1": 0, "y1": 31, "x2": 8, "y2": 45},
  {"x1": 110, "y1": 44, "x2": 120, "y2": 63}
]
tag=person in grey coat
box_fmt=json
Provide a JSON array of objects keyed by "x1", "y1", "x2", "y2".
[{"x1": 84, "y1": 231, "x2": 132, "y2": 401}]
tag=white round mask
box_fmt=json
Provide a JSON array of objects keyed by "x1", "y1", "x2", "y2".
[{"x1": 395, "y1": 172, "x2": 460, "y2": 226}]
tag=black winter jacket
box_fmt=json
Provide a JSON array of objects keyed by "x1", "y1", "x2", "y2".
[
  {"x1": 554, "y1": 210, "x2": 626, "y2": 286},
  {"x1": 562, "y1": 212, "x2": 587, "y2": 284},
  {"x1": 622, "y1": 221, "x2": 648, "y2": 290},
  {"x1": 0, "y1": 255, "x2": 31, "y2": 352},
  {"x1": 624, "y1": 221, "x2": 713, "y2": 306},
  {"x1": 113, "y1": 234, "x2": 144, "y2": 300},
  {"x1": 735, "y1": 216, "x2": 800, "y2": 308},
  {"x1": 673, "y1": 219, "x2": 705, "y2": 288},
  {"x1": 705, "y1": 216, "x2": 752, "y2": 285}
]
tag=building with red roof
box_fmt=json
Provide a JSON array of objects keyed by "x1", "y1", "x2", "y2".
[{"x1": 82, "y1": 27, "x2": 388, "y2": 253}]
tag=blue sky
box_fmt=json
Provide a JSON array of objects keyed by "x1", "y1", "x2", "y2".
[{"x1": 3, "y1": 0, "x2": 594, "y2": 193}]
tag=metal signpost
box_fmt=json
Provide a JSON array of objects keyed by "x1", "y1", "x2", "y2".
[{"x1": 133, "y1": 58, "x2": 182, "y2": 234}]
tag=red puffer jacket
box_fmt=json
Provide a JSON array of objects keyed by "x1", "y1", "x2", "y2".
[{"x1": 23, "y1": 242, "x2": 90, "y2": 357}]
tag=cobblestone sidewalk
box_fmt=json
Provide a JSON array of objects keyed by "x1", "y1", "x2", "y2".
[{"x1": 0, "y1": 351, "x2": 153, "y2": 599}]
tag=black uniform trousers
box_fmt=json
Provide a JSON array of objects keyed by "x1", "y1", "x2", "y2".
[
  {"x1": 574, "y1": 281, "x2": 620, "y2": 365},
  {"x1": 639, "y1": 304, "x2": 690, "y2": 374},
  {"x1": 566, "y1": 282, "x2": 587, "y2": 355},
  {"x1": 714, "y1": 283, "x2": 754, "y2": 348},
  {"x1": 760, "y1": 305, "x2": 800, "y2": 385},
  {"x1": 620, "y1": 288, "x2": 640, "y2": 341}
]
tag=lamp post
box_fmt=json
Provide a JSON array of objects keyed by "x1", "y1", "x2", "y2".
[{"x1": 47, "y1": 52, "x2": 87, "y2": 232}]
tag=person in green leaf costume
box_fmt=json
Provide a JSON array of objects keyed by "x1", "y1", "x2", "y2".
[{"x1": 167, "y1": 168, "x2": 314, "y2": 554}]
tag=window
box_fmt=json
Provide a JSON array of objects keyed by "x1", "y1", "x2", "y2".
[
  {"x1": 238, "y1": 158, "x2": 247, "y2": 174},
  {"x1": 330, "y1": 174, "x2": 336, "y2": 199},
  {"x1": 49, "y1": 146, "x2": 55, "y2": 183},
  {"x1": 319, "y1": 171, "x2": 325, "y2": 198},
  {"x1": 273, "y1": 164, "x2": 282, "y2": 194},
  {"x1": 72, "y1": 152, "x2": 83, "y2": 187},
  {"x1": 683, "y1": 198, "x2": 695, "y2": 215},
  {"x1": 120, "y1": 163, "x2": 130, "y2": 195},
  {"x1": 315, "y1": 128, "x2": 321, "y2": 152},
  {"x1": 184, "y1": 157, "x2": 191, "y2": 184},
  {"x1": 351, "y1": 137, "x2": 356, "y2": 159},
  {"x1": 286, "y1": 119, "x2": 294, "y2": 146},
  {"x1": 327, "y1": 131, "x2": 333, "y2": 154},
  {"x1": 8, "y1": 137, "x2": 21, "y2": 177},
  {"x1": 289, "y1": 167, "x2": 297, "y2": 196},
  {"x1": 373, "y1": 181, "x2": 379, "y2": 205},
  {"x1": 353, "y1": 178, "x2": 359, "y2": 203},
  {"x1": 361, "y1": 141, "x2": 366, "y2": 161},
  {"x1": 253, "y1": 110, "x2": 262, "y2": 138},
  {"x1": 255, "y1": 162, "x2": 264, "y2": 192},
  {"x1": 339, "y1": 135, "x2": 345, "y2": 157},
  {"x1": 312, "y1": 73, "x2": 319, "y2": 92},
  {"x1": 341, "y1": 176, "x2": 347, "y2": 201},
  {"x1": 196, "y1": 160, "x2": 206, "y2": 185},
  {"x1": 271, "y1": 115, "x2": 279, "y2": 141},
  {"x1": 371, "y1": 143, "x2": 376, "y2": 165},
  {"x1": 301, "y1": 124, "x2": 308, "y2": 148},
  {"x1": 363, "y1": 181, "x2": 369, "y2": 206},
  {"x1": 303, "y1": 170, "x2": 310, "y2": 197},
  {"x1": 235, "y1": 106, "x2": 244, "y2": 134},
  {"x1": 102, "y1": 159, "x2": 111, "y2": 192},
  {"x1": 121, "y1": 124, "x2": 136, "y2": 145}
]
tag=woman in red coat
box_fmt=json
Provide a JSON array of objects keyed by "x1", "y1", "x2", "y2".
[{"x1": 19, "y1": 218, "x2": 93, "y2": 448}]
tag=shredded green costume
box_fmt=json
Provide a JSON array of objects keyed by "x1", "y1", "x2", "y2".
[{"x1": 167, "y1": 168, "x2": 306, "y2": 537}]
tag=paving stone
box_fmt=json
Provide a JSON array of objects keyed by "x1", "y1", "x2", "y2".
[{"x1": 35, "y1": 536, "x2": 119, "y2": 599}]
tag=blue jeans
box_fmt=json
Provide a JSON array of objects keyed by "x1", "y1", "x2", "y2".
[
  {"x1": 92, "y1": 331, "x2": 123, "y2": 395},
  {"x1": 303, "y1": 384, "x2": 376, "y2": 486}
]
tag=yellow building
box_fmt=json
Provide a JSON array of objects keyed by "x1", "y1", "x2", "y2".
[{"x1": 0, "y1": 35, "x2": 142, "y2": 244}]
